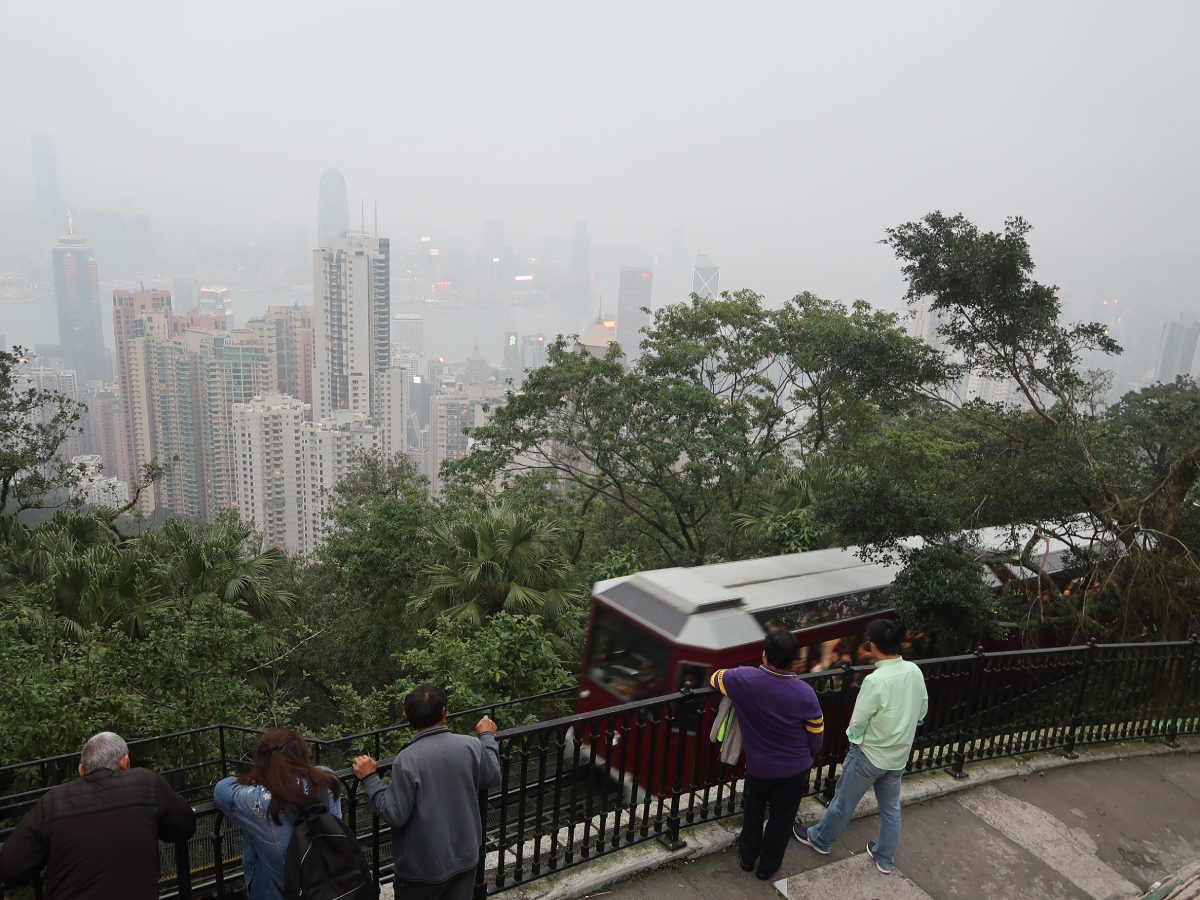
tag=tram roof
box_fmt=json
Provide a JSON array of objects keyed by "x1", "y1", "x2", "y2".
[
  {"x1": 593, "y1": 545, "x2": 903, "y2": 649},
  {"x1": 592, "y1": 517, "x2": 1114, "y2": 651}
]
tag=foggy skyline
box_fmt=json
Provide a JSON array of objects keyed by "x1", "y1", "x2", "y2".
[{"x1": 3, "y1": 0, "x2": 1200, "y2": 324}]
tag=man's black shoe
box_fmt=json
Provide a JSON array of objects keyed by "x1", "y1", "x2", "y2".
[
  {"x1": 755, "y1": 869, "x2": 775, "y2": 881},
  {"x1": 739, "y1": 859, "x2": 755, "y2": 873}
]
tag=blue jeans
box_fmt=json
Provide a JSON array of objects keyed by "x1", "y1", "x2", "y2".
[{"x1": 805, "y1": 745, "x2": 903, "y2": 870}]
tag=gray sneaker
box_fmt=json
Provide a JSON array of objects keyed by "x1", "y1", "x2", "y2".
[
  {"x1": 792, "y1": 824, "x2": 830, "y2": 854},
  {"x1": 866, "y1": 841, "x2": 892, "y2": 875}
]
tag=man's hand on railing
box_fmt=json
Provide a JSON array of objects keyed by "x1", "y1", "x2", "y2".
[
  {"x1": 351, "y1": 755, "x2": 378, "y2": 780},
  {"x1": 476, "y1": 716, "x2": 498, "y2": 735}
]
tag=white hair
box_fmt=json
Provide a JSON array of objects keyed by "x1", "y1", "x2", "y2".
[{"x1": 80, "y1": 732, "x2": 129, "y2": 774}]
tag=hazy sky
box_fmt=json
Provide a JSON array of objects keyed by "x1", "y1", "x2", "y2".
[{"x1": 3, "y1": 0, "x2": 1199, "y2": 317}]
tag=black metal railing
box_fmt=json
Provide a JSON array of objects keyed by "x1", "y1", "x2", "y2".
[
  {"x1": 0, "y1": 688, "x2": 577, "y2": 836},
  {"x1": 1, "y1": 640, "x2": 1197, "y2": 900}
]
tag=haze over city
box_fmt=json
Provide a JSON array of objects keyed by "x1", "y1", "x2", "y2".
[{"x1": 3, "y1": 0, "x2": 1199, "y2": 367}]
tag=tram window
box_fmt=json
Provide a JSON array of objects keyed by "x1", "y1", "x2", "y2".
[
  {"x1": 586, "y1": 608, "x2": 671, "y2": 701},
  {"x1": 752, "y1": 588, "x2": 888, "y2": 633}
]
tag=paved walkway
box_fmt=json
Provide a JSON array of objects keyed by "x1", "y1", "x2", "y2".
[{"x1": 586, "y1": 753, "x2": 1200, "y2": 900}]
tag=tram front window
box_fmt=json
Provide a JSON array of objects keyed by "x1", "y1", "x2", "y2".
[{"x1": 586, "y1": 608, "x2": 671, "y2": 701}]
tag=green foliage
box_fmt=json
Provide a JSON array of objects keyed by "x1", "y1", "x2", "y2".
[
  {"x1": 884, "y1": 213, "x2": 1120, "y2": 401},
  {"x1": 327, "y1": 613, "x2": 577, "y2": 734},
  {"x1": 866, "y1": 211, "x2": 1200, "y2": 640},
  {"x1": 1107, "y1": 378, "x2": 1200, "y2": 485},
  {"x1": 410, "y1": 502, "x2": 580, "y2": 627},
  {"x1": 0, "y1": 511, "x2": 307, "y2": 763},
  {"x1": 455, "y1": 290, "x2": 945, "y2": 565},
  {"x1": 733, "y1": 462, "x2": 830, "y2": 554},
  {"x1": 105, "y1": 597, "x2": 299, "y2": 733},
  {"x1": 888, "y1": 545, "x2": 1005, "y2": 654}
]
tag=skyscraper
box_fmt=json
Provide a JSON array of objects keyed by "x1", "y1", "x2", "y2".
[
  {"x1": 233, "y1": 399, "x2": 383, "y2": 555},
  {"x1": 13, "y1": 360, "x2": 84, "y2": 460},
  {"x1": 313, "y1": 235, "x2": 391, "y2": 419},
  {"x1": 31, "y1": 135, "x2": 67, "y2": 239},
  {"x1": 113, "y1": 289, "x2": 173, "y2": 511},
  {"x1": 318, "y1": 169, "x2": 349, "y2": 248},
  {"x1": 502, "y1": 331, "x2": 521, "y2": 379},
  {"x1": 114, "y1": 288, "x2": 272, "y2": 518},
  {"x1": 300, "y1": 413, "x2": 383, "y2": 554},
  {"x1": 52, "y1": 225, "x2": 110, "y2": 381},
  {"x1": 692, "y1": 253, "x2": 720, "y2": 300},
  {"x1": 189, "y1": 328, "x2": 273, "y2": 520},
  {"x1": 172, "y1": 276, "x2": 201, "y2": 312},
  {"x1": 616, "y1": 268, "x2": 654, "y2": 363},
  {"x1": 909, "y1": 297, "x2": 952, "y2": 354},
  {"x1": 1154, "y1": 314, "x2": 1200, "y2": 384},
  {"x1": 86, "y1": 388, "x2": 124, "y2": 479}
]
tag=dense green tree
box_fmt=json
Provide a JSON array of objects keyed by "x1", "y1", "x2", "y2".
[
  {"x1": 286, "y1": 452, "x2": 441, "y2": 712},
  {"x1": 141, "y1": 518, "x2": 294, "y2": 620},
  {"x1": 456, "y1": 290, "x2": 945, "y2": 565},
  {"x1": 327, "y1": 613, "x2": 577, "y2": 734},
  {"x1": 733, "y1": 460, "x2": 830, "y2": 554},
  {"x1": 887, "y1": 544, "x2": 1005, "y2": 654},
  {"x1": 811, "y1": 212, "x2": 1200, "y2": 641},
  {"x1": 1106, "y1": 377, "x2": 1200, "y2": 486},
  {"x1": 100, "y1": 596, "x2": 300, "y2": 737},
  {"x1": 315, "y1": 451, "x2": 437, "y2": 604},
  {"x1": 409, "y1": 503, "x2": 579, "y2": 627}
]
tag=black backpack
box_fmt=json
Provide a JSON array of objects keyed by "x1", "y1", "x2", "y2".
[{"x1": 283, "y1": 803, "x2": 379, "y2": 900}]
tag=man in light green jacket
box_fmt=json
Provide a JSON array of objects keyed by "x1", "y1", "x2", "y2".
[{"x1": 794, "y1": 619, "x2": 927, "y2": 875}]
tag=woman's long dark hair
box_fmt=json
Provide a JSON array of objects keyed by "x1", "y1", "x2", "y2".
[{"x1": 238, "y1": 727, "x2": 341, "y2": 824}]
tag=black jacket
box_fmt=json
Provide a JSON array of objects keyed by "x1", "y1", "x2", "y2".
[{"x1": 0, "y1": 766, "x2": 196, "y2": 900}]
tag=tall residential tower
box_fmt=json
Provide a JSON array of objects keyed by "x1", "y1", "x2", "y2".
[{"x1": 313, "y1": 235, "x2": 391, "y2": 419}]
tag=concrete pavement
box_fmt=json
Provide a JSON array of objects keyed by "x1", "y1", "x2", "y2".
[{"x1": 583, "y1": 752, "x2": 1200, "y2": 900}]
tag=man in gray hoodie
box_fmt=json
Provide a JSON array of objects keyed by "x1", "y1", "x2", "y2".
[{"x1": 352, "y1": 684, "x2": 502, "y2": 900}]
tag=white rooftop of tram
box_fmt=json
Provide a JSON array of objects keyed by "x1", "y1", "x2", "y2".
[{"x1": 591, "y1": 519, "x2": 1114, "y2": 652}]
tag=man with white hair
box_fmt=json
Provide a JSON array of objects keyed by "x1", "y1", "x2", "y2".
[{"x1": 0, "y1": 731, "x2": 195, "y2": 899}]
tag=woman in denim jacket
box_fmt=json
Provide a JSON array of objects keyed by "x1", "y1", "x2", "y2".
[{"x1": 214, "y1": 728, "x2": 342, "y2": 900}]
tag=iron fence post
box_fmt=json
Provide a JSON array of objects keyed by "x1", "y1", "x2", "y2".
[
  {"x1": 218, "y1": 725, "x2": 228, "y2": 773},
  {"x1": 950, "y1": 647, "x2": 986, "y2": 780},
  {"x1": 1062, "y1": 639, "x2": 1097, "y2": 759},
  {"x1": 663, "y1": 689, "x2": 694, "y2": 851},
  {"x1": 474, "y1": 788, "x2": 489, "y2": 900},
  {"x1": 1166, "y1": 635, "x2": 1199, "y2": 748},
  {"x1": 174, "y1": 837, "x2": 193, "y2": 900},
  {"x1": 822, "y1": 663, "x2": 856, "y2": 804}
]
